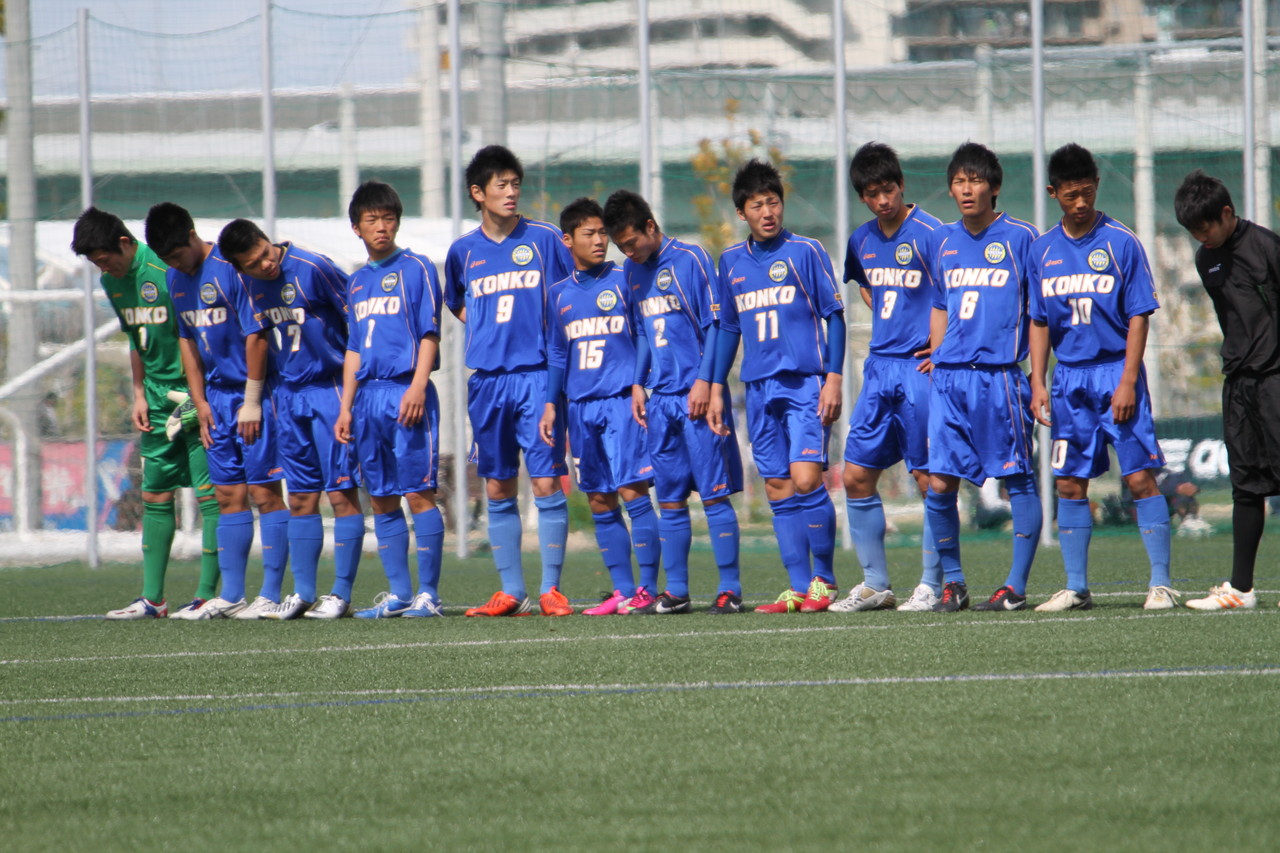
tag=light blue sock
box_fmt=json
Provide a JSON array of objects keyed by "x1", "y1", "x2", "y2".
[
  {"x1": 413, "y1": 507, "x2": 445, "y2": 600},
  {"x1": 592, "y1": 508, "x2": 637, "y2": 596},
  {"x1": 846, "y1": 495, "x2": 889, "y2": 590},
  {"x1": 704, "y1": 499, "x2": 741, "y2": 596},
  {"x1": 1057, "y1": 497, "x2": 1093, "y2": 593},
  {"x1": 796, "y1": 486, "x2": 837, "y2": 585},
  {"x1": 535, "y1": 491, "x2": 569, "y2": 594},
  {"x1": 487, "y1": 497, "x2": 525, "y2": 599},
  {"x1": 216, "y1": 510, "x2": 255, "y2": 603},
  {"x1": 258, "y1": 508, "x2": 291, "y2": 602},
  {"x1": 769, "y1": 495, "x2": 810, "y2": 592},
  {"x1": 1004, "y1": 473, "x2": 1042, "y2": 596},
  {"x1": 923, "y1": 489, "x2": 963, "y2": 584},
  {"x1": 624, "y1": 495, "x2": 661, "y2": 591},
  {"x1": 373, "y1": 508, "x2": 412, "y2": 602},
  {"x1": 659, "y1": 506, "x2": 692, "y2": 598},
  {"x1": 1135, "y1": 494, "x2": 1172, "y2": 588},
  {"x1": 331, "y1": 514, "x2": 365, "y2": 601},
  {"x1": 287, "y1": 513, "x2": 323, "y2": 602},
  {"x1": 920, "y1": 511, "x2": 943, "y2": 594}
]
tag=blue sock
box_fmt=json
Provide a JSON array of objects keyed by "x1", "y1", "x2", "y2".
[
  {"x1": 258, "y1": 508, "x2": 290, "y2": 602},
  {"x1": 769, "y1": 495, "x2": 811, "y2": 592},
  {"x1": 413, "y1": 507, "x2": 445, "y2": 600},
  {"x1": 287, "y1": 513, "x2": 324, "y2": 603},
  {"x1": 331, "y1": 514, "x2": 365, "y2": 601},
  {"x1": 704, "y1": 500, "x2": 741, "y2": 596},
  {"x1": 216, "y1": 510, "x2": 255, "y2": 603},
  {"x1": 624, "y1": 495, "x2": 661, "y2": 591},
  {"x1": 1004, "y1": 473, "x2": 1042, "y2": 595},
  {"x1": 535, "y1": 491, "x2": 568, "y2": 594},
  {"x1": 659, "y1": 506, "x2": 692, "y2": 598},
  {"x1": 593, "y1": 508, "x2": 637, "y2": 596},
  {"x1": 1135, "y1": 494, "x2": 1172, "y2": 588},
  {"x1": 1057, "y1": 497, "x2": 1093, "y2": 593},
  {"x1": 846, "y1": 495, "x2": 889, "y2": 590},
  {"x1": 796, "y1": 486, "x2": 837, "y2": 585},
  {"x1": 487, "y1": 498, "x2": 525, "y2": 599},
  {"x1": 923, "y1": 489, "x2": 963, "y2": 584},
  {"x1": 919, "y1": 510, "x2": 943, "y2": 593},
  {"x1": 373, "y1": 508, "x2": 412, "y2": 602}
]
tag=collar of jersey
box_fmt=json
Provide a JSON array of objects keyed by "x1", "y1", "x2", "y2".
[
  {"x1": 572, "y1": 261, "x2": 614, "y2": 283},
  {"x1": 366, "y1": 248, "x2": 405, "y2": 269},
  {"x1": 747, "y1": 229, "x2": 791, "y2": 257},
  {"x1": 478, "y1": 216, "x2": 526, "y2": 245},
  {"x1": 957, "y1": 212, "x2": 1005, "y2": 241}
]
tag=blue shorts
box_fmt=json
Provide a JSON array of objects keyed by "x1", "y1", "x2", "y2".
[
  {"x1": 844, "y1": 353, "x2": 930, "y2": 472},
  {"x1": 568, "y1": 394, "x2": 653, "y2": 494},
  {"x1": 353, "y1": 378, "x2": 439, "y2": 497},
  {"x1": 276, "y1": 379, "x2": 360, "y2": 493},
  {"x1": 1049, "y1": 361, "x2": 1164, "y2": 479},
  {"x1": 647, "y1": 389, "x2": 744, "y2": 503},
  {"x1": 468, "y1": 369, "x2": 567, "y2": 481},
  {"x1": 928, "y1": 365, "x2": 1036, "y2": 485},
  {"x1": 744, "y1": 373, "x2": 829, "y2": 480},
  {"x1": 204, "y1": 384, "x2": 283, "y2": 487}
]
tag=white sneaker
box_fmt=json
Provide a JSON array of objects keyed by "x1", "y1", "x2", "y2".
[
  {"x1": 1185, "y1": 583, "x2": 1256, "y2": 611},
  {"x1": 1035, "y1": 588, "x2": 1094, "y2": 612},
  {"x1": 169, "y1": 598, "x2": 207, "y2": 620},
  {"x1": 190, "y1": 596, "x2": 248, "y2": 619},
  {"x1": 829, "y1": 582, "x2": 896, "y2": 612},
  {"x1": 895, "y1": 583, "x2": 939, "y2": 612},
  {"x1": 303, "y1": 594, "x2": 350, "y2": 620},
  {"x1": 234, "y1": 595, "x2": 279, "y2": 620},
  {"x1": 1143, "y1": 586, "x2": 1180, "y2": 610},
  {"x1": 261, "y1": 593, "x2": 312, "y2": 621},
  {"x1": 105, "y1": 598, "x2": 167, "y2": 620}
]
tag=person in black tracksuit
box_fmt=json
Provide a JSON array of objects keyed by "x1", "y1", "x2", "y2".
[{"x1": 1175, "y1": 170, "x2": 1280, "y2": 610}]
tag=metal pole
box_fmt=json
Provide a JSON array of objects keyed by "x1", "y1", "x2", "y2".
[
  {"x1": 834, "y1": 0, "x2": 852, "y2": 550},
  {"x1": 1252, "y1": 0, "x2": 1271, "y2": 230},
  {"x1": 1031, "y1": 0, "x2": 1053, "y2": 546},
  {"x1": 1243, "y1": 0, "x2": 1256, "y2": 221},
  {"x1": 262, "y1": 0, "x2": 277, "y2": 234},
  {"x1": 448, "y1": 0, "x2": 469, "y2": 559},
  {"x1": 476, "y1": 0, "x2": 507, "y2": 146},
  {"x1": 419, "y1": 1, "x2": 445, "y2": 218},
  {"x1": 338, "y1": 83, "x2": 358, "y2": 216},
  {"x1": 975, "y1": 44, "x2": 994, "y2": 147},
  {"x1": 79, "y1": 7, "x2": 99, "y2": 568},
  {"x1": 638, "y1": 0, "x2": 652, "y2": 200},
  {"x1": 1134, "y1": 54, "x2": 1160, "y2": 417}
]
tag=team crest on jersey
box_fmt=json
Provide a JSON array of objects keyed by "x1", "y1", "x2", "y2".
[
  {"x1": 380, "y1": 272, "x2": 399, "y2": 292},
  {"x1": 199, "y1": 282, "x2": 218, "y2": 305},
  {"x1": 768, "y1": 261, "x2": 788, "y2": 282},
  {"x1": 596, "y1": 289, "x2": 618, "y2": 312},
  {"x1": 984, "y1": 242, "x2": 1007, "y2": 264},
  {"x1": 140, "y1": 281, "x2": 159, "y2": 303},
  {"x1": 1088, "y1": 249, "x2": 1110, "y2": 272},
  {"x1": 281, "y1": 283, "x2": 297, "y2": 305},
  {"x1": 656, "y1": 269, "x2": 673, "y2": 291},
  {"x1": 895, "y1": 243, "x2": 913, "y2": 266},
  {"x1": 511, "y1": 245, "x2": 534, "y2": 266}
]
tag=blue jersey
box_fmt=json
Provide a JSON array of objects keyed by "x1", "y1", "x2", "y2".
[
  {"x1": 1028, "y1": 213, "x2": 1160, "y2": 367},
  {"x1": 926, "y1": 212, "x2": 1039, "y2": 367},
  {"x1": 546, "y1": 262, "x2": 638, "y2": 401},
  {"x1": 346, "y1": 248, "x2": 442, "y2": 382},
  {"x1": 443, "y1": 217, "x2": 573, "y2": 372},
  {"x1": 171, "y1": 245, "x2": 266, "y2": 387},
  {"x1": 716, "y1": 229, "x2": 843, "y2": 383},
  {"x1": 845, "y1": 205, "x2": 944, "y2": 357},
  {"x1": 246, "y1": 243, "x2": 350, "y2": 387},
  {"x1": 625, "y1": 235, "x2": 718, "y2": 393}
]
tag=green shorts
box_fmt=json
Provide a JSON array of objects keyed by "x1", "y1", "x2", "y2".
[{"x1": 139, "y1": 377, "x2": 213, "y2": 497}]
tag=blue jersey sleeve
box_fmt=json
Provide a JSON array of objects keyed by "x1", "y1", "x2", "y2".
[
  {"x1": 545, "y1": 278, "x2": 570, "y2": 374},
  {"x1": 715, "y1": 253, "x2": 741, "y2": 335},
  {"x1": 844, "y1": 232, "x2": 869, "y2": 287}
]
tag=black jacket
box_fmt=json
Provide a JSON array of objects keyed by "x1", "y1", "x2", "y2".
[{"x1": 1195, "y1": 218, "x2": 1280, "y2": 376}]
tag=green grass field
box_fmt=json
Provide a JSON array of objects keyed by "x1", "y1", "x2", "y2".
[{"x1": 3, "y1": 530, "x2": 1278, "y2": 852}]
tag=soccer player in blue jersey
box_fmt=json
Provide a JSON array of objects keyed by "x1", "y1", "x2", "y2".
[
  {"x1": 604, "y1": 189, "x2": 747, "y2": 614},
  {"x1": 708, "y1": 159, "x2": 846, "y2": 613},
  {"x1": 1027, "y1": 144, "x2": 1174, "y2": 611},
  {"x1": 219, "y1": 219, "x2": 367, "y2": 619},
  {"x1": 145, "y1": 203, "x2": 289, "y2": 620},
  {"x1": 921, "y1": 142, "x2": 1043, "y2": 613},
  {"x1": 444, "y1": 146, "x2": 577, "y2": 618},
  {"x1": 539, "y1": 197, "x2": 660, "y2": 615},
  {"x1": 828, "y1": 143, "x2": 947, "y2": 613},
  {"x1": 334, "y1": 180, "x2": 446, "y2": 619}
]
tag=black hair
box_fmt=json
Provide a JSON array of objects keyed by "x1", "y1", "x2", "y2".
[
  {"x1": 559, "y1": 197, "x2": 605, "y2": 237},
  {"x1": 347, "y1": 180, "x2": 403, "y2": 225},
  {"x1": 1047, "y1": 143, "x2": 1098, "y2": 188},
  {"x1": 70, "y1": 207, "x2": 135, "y2": 257},
  {"x1": 849, "y1": 142, "x2": 904, "y2": 196},
  {"x1": 465, "y1": 145, "x2": 524, "y2": 211},
  {"x1": 217, "y1": 218, "x2": 270, "y2": 268},
  {"x1": 144, "y1": 202, "x2": 197, "y2": 258},
  {"x1": 1174, "y1": 169, "x2": 1235, "y2": 230},
  {"x1": 601, "y1": 189, "x2": 658, "y2": 238},
  {"x1": 732, "y1": 159, "x2": 785, "y2": 210},
  {"x1": 946, "y1": 142, "x2": 1003, "y2": 201}
]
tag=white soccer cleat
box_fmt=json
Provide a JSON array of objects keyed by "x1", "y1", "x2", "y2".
[
  {"x1": 169, "y1": 598, "x2": 207, "y2": 620},
  {"x1": 829, "y1": 582, "x2": 896, "y2": 612},
  {"x1": 303, "y1": 594, "x2": 350, "y2": 620},
  {"x1": 895, "y1": 583, "x2": 940, "y2": 612},
  {"x1": 190, "y1": 596, "x2": 248, "y2": 619},
  {"x1": 402, "y1": 591, "x2": 446, "y2": 618},
  {"x1": 105, "y1": 598, "x2": 167, "y2": 620},
  {"x1": 234, "y1": 595, "x2": 278, "y2": 620},
  {"x1": 1185, "y1": 583, "x2": 1256, "y2": 611},
  {"x1": 261, "y1": 593, "x2": 312, "y2": 621},
  {"x1": 1034, "y1": 588, "x2": 1094, "y2": 612},
  {"x1": 1143, "y1": 586, "x2": 1180, "y2": 610}
]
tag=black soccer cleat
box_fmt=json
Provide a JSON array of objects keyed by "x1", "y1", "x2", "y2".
[
  {"x1": 971, "y1": 585, "x2": 1027, "y2": 611},
  {"x1": 707, "y1": 591, "x2": 744, "y2": 614},
  {"x1": 931, "y1": 581, "x2": 970, "y2": 612}
]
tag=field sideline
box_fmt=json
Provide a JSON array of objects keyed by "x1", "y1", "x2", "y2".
[{"x1": 2, "y1": 532, "x2": 1278, "y2": 852}]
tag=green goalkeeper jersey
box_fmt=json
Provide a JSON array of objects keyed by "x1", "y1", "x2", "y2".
[{"x1": 100, "y1": 242, "x2": 186, "y2": 387}]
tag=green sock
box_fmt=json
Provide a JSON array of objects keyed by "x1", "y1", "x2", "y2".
[
  {"x1": 196, "y1": 497, "x2": 221, "y2": 600},
  {"x1": 141, "y1": 500, "x2": 176, "y2": 603}
]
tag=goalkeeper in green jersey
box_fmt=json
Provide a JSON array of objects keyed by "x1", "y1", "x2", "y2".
[{"x1": 72, "y1": 207, "x2": 221, "y2": 619}]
